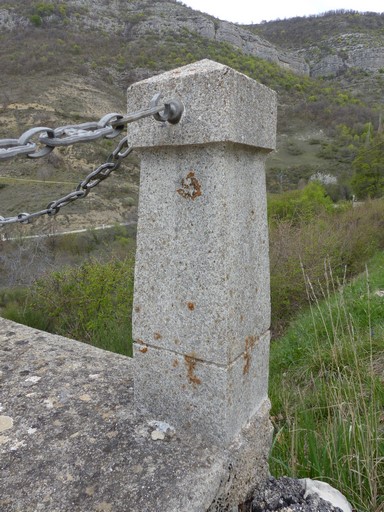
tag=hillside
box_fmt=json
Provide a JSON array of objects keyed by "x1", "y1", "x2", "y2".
[
  {"x1": 251, "y1": 10, "x2": 384, "y2": 77},
  {"x1": 0, "y1": 1, "x2": 384, "y2": 233}
]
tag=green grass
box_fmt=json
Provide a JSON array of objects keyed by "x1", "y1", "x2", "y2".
[{"x1": 269, "y1": 251, "x2": 384, "y2": 511}]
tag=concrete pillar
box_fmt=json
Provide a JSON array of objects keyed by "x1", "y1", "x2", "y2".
[{"x1": 128, "y1": 60, "x2": 276, "y2": 448}]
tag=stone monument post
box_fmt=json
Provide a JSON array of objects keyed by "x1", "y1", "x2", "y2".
[{"x1": 128, "y1": 59, "x2": 276, "y2": 505}]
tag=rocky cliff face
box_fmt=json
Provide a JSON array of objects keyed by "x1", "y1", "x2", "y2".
[
  {"x1": 253, "y1": 11, "x2": 384, "y2": 78},
  {"x1": 0, "y1": 0, "x2": 308, "y2": 76},
  {"x1": 129, "y1": 3, "x2": 309, "y2": 75},
  {"x1": 300, "y1": 33, "x2": 384, "y2": 77}
]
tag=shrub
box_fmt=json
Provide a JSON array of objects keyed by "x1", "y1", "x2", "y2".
[
  {"x1": 29, "y1": 14, "x2": 42, "y2": 26},
  {"x1": 268, "y1": 182, "x2": 333, "y2": 224},
  {"x1": 269, "y1": 198, "x2": 384, "y2": 334},
  {"x1": 351, "y1": 136, "x2": 384, "y2": 199},
  {"x1": 5, "y1": 257, "x2": 135, "y2": 356},
  {"x1": 34, "y1": 2, "x2": 55, "y2": 17},
  {"x1": 286, "y1": 141, "x2": 303, "y2": 155}
]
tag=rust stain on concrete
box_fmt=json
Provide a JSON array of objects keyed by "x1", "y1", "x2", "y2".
[
  {"x1": 177, "y1": 171, "x2": 202, "y2": 200},
  {"x1": 243, "y1": 335, "x2": 257, "y2": 375},
  {"x1": 184, "y1": 354, "x2": 202, "y2": 387}
]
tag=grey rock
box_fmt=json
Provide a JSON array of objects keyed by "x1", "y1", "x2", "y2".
[
  {"x1": 303, "y1": 33, "x2": 384, "y2": 77},
  {"x1": 300, "y1": 479, "x2": 352, "y2": 512},
  {"x1": 132, "y1": 3, "x2": 309, "y2": 75},
  {"x1": 1, "y1": 1, "x2": 383, "y2": 77},
  {"x1": 252, "y1": 477, "x2": 345, "y2": 512}
]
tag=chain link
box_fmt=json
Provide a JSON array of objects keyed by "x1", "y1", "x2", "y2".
[
  {"x1": 0, "y1": 136, "x2": 132, "y2": 226},
  {"x1": 0, "y1": 94, "x2": 184, "y2": 227},
  {"x1": 0, "y1": 93, "x2": 183, "y2": 161}
]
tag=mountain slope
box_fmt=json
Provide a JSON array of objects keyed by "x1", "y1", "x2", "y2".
[
  {"x1": 251, "y1": 10, "x2": 384, "y2": 77},
  {"x1": 0, "y1": 0, "x2": 308, "y2": 76},
  {"x1": 0, "y1": 2, "x2": 383, "y2": 232}
]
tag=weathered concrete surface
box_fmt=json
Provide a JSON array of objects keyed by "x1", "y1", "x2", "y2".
[
  {"x1": 127, "y1": 59, "x2": 276, "y2": 150},
  {"x1": 128, "y1": 60, "x2": 276, "y2": 453},
  {"x1": 132, "y1": 145, "x2": 271, "y2": 365},
  {"x1": 0, "y1": 317, "x2": 245, "y2": 512}
]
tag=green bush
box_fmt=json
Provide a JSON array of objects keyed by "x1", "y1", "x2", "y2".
[
  {"x1": 286, "y1": 141, "x2": 303, "y2": 155},
  {"x1": 34, "y1": 2, "x2": 55, "y2": 17},
  {"x1": 269, "y1": 198, "x2": 384, "y2": 334},
  {"x1": 57, "y1": 5, "x2": 67, "y2": 17},
  {"x1": 29, "y1": 14, "x2": 42, "y2": 26},
  {"x1": 268, "y1": 182, "x2": 334, "y2": 224},
  {"x1": 351, "y1": 136, "x2": 384, "y2": 199},
  {"x1": 4, "y1": 257, "x2": 135, "y2": 356},
  {"x1": 5, "y1": 198, "x2": 384, "y2": 352}
]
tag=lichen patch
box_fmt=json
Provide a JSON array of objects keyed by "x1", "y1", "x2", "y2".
[{"x1": 0, "y1": 416, "x2": 13, "y2": 433}]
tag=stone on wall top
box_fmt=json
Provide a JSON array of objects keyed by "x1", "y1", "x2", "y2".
[
  {"x1": 0, "y1": 318, "x2": 228, "y2": 511},
  {"x1": 127, "y1": 59, "x2": 277, "y2": 151}
]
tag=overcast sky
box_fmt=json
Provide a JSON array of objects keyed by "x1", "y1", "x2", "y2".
[{"x1": 181, "y1": 0, "x2": 384, "y2": 24}]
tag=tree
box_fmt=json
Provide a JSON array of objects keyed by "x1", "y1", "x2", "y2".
[{"x1": 351, "y1": 136, "x2": 384, "y2": 199}]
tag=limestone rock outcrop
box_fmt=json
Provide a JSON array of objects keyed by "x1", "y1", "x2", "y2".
[{"x1": 302, "y1": 33, "x2": 384, "y2": 77}]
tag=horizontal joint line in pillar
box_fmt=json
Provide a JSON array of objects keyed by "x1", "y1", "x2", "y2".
[
  {"x1": 136, "y1": 343, "x2": 228, "y2": 368},
  {"x1": 135, "y1": 331, "x2": 269, "y2": 368},
  {"x1": 134, "y1": 141, "x2": 274, "y2": 153}
]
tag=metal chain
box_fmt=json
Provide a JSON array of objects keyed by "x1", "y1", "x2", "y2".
[
  {"x1": 0, "y1": 93, "x2": 183, "y2": 161},
  {"x1": 0, "y1": 93, "x2": 184, "y2": 226}
]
